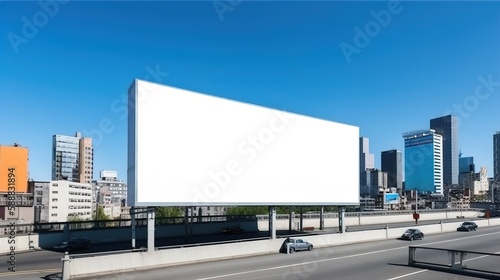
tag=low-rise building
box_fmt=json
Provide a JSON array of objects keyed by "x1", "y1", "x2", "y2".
[{"x1": 33, "y1": 180, "x2": 92, "y2": 222}]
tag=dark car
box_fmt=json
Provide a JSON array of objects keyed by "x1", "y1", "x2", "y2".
[
  {"x1": 400, "y1": 228, "x2": 424, "y2": 241},
  {"x1": 282, "y1": 238, "x2": 313, "y2": 253},
  {"x1": 53, "y1": 237, "x2": 91, "y2": 252},
  {"x1": 457, "y1": 221, "x2": 478, "y2": 231},
  {"x1": 222, "y1": 226, "x2": 244, "y2": 234}
]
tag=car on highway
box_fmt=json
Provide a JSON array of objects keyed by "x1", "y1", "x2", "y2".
[
  {"x1": 457, "y1": 221, "x2": 478, "y2": 231},
  {"x1": 400, "y1": 228, "x2": 424, "y2": 241},
  {"x1": 282, "y1": 237, "x2": 313, "y2": 253},
  {"x1": 221, "y1": 225, "x2": 244, "y2": 234},
  {"x1": 53, "y1": 237, "x2": 91, "y2": 252}
]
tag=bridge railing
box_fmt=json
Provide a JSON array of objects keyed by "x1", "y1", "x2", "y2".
[
  {"x1": 0, "y1": 214, "x2": 257, "y2": 235},
  {"x1": 408, "y1": 246, "x2": 500, "y2": 278},
  {"x1": 256, "y1": 208, "x2": 483, "y2": 220}
]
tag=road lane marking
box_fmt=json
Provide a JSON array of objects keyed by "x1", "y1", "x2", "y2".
[
  {"x1": 0, "y1": 268, "x2": 60, "y2": 278},
  {"x1": 194, "y1": 231, "x2": 500, "y2": 280},
  {"x1": 385, "y1": 269, "x2": 428, "y2": 280}
]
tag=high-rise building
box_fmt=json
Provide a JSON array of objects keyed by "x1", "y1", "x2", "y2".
[
  {"x1": 52, "y1": 132, "x2": 93, "y2": 183},
  {"x1": 360, "y1": 137, "x2": 376, "y2": 198},
  {"x1": 79, "y1": 138, "x2": 93, "y2": 184},
  {"x1": 359, "y1": 137, "x2": 375, "y2": 172},
  {"x1": 459, "y1": 154, "x2": 475, "y2": 186},
  {"x1": 494, "y1": 132, "x2": 500, "y2": 183},
  {"x1": 381, "y1": 149, "x2": 403, "y2": 193},
  {"x1": 403, "y1": 129, "x2": 443, "y2": 195},
  {"x1": 430, "y1": 115, "x2": 458, "y2": 186},
  {"x1": 360, "y1": 168, "x2": 387, "y2": 198}
]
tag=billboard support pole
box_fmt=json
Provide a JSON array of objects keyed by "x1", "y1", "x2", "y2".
[
  {"x1": 131, "y1": 207, "x2": 136, "y2": 249},
  {"x1": 184, "y1": 207, "x2": 189, "y2": 242},
  {"x1": 269, "y1": 206, "x2": 276, "y2": 239},
  {"x1": 338, "y1": 207, "x2": 345, "y2": 233},
  {"x1": 288, "y1": 207, "x2": 293, "y2": 234},
  {"x1": 299, "y1": 207, "x2": 304, "y2": 231},
  {"x1": 320, "y1": 207, "x2": 324, "y2": 230},
  {"x1": 147, "y1": 207, "x2": 155, "y2": 252}
]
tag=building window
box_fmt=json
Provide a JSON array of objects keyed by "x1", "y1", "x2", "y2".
[
  {"x1": 52, "y1": 191, "x2": 58, "y2": 194},
  {"x1": 51, "y1": 213, "x2": 57, "y2": 217},
  {"x1": 52, "y1": 198, "x2": 58, "y2": 202}
]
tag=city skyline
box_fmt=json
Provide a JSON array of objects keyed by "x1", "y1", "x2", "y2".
[{"x1": 1, "y1": 1, "x2": 499, "y2": 183}]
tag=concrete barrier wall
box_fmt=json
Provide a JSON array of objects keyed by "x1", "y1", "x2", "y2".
[
  {"x1": 66, "y1": 239, "x2": 284, "y2": 278},
  {"x1": 64, "y1": 219, "x2": 500, "y2": 279},
  {"x1": 0, "y1": 233, "x2": 38, "y2": 253}
]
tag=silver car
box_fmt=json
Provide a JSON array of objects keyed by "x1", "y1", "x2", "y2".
[{"x1": 284, "y1": 238, "x2": 313, "y2": 253}]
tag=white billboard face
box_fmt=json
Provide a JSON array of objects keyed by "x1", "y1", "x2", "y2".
[{"x1": 128, "y1": 79, "x2": 359, "y2": 206}]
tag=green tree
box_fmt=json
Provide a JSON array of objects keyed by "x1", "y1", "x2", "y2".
[
  {"x1": 67, "y1": 215, "x2": 84, "y2": 222},
  {"x1": 154, "y1": 207, "x2": 184, "y2": 218},
  {"x1": 93, "y1": 206, "x2": 111, "y2": 220},
  {"x1": 225, "y1": 206, "x2": 268, "y2": 215}
]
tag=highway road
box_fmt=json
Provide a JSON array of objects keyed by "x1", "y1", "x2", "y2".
[{"x1": 2, "y1": 224, "x2": 499, "y2": 280}]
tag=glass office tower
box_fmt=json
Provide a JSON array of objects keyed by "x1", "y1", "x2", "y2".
[
  {"x1": 381, "y1": 149, "x2": 403, "y2": 193},
  {"x1": 403, "y1": 129, "x2": 443, "y2": 195},
  {"x1": 430, "y1": 115, "x2": 458, "y2": 186},
  {"x1": 458, "y1": 155, "x2": 474, "y2": 186},
  {"x1": 52, "y1": 132, "x2": 93, "y2": 183}
]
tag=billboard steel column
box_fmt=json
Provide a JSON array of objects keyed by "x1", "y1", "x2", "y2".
[
  {"x1": 147, "y1": 207, "x2": 155, "y2": 252},
  {"x1": 320, "y1": 207, "x2": 324, "y2": 230},
  {"x1": 339, "y1": 207, "x2": 345, "y2": 233},
  {"x1": 269, "y1": 206, "x2": 276, "y2": 239},
  {"x1": 131, "y1": 207, "x2": 136, "y2": 249}
]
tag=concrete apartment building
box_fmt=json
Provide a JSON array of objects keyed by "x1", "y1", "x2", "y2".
[
  {"x1": 92, "y1": 170, "x2": 127, "y2": 206},
  {"x1": 33, "y1": 180, "x2": 92, "y2": 223},
  {"x1": 463, "y1": 166, "x2": 490, "y2": 197}
]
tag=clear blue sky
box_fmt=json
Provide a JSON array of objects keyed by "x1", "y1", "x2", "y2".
[{"x1": 1, "y1": 1, "x2": 499, "y2": 182}]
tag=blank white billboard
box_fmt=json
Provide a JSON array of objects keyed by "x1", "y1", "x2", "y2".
[{"x1": 128, "y1": 79, "x2": 359, "y2": 206}]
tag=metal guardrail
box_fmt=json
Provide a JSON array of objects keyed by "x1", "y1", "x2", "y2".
[
  {"x1": 256, "y1": 208, "x2": 483, "y2": 220},
  {"x1": 408, "y1": 246, "x2": 500, "y2": 278},
  {"x1": 0, "y1": 215, "x2": 257, "y2": 235}
]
